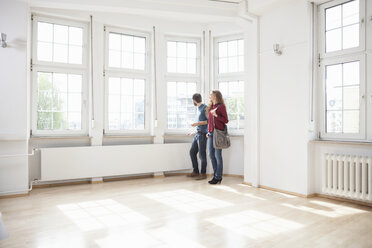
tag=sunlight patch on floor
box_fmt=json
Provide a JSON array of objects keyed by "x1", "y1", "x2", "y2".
[{"x1": 144, "y1": 189, "x2": 232, "y2": 213}]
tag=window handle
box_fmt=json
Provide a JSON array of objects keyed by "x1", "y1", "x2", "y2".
[
  {"x1": 360, "y1": 18, "x2": 364, "y2": 28},
  {"x1": 369, "y1": 94, "x2": 372, "y2": 104}
]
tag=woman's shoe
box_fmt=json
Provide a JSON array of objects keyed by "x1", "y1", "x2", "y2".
[{"x1": 208, "y1": 178, "x2": 222, "y2": 184}]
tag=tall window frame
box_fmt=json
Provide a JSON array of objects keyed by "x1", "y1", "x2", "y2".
[
  {"x1": 318, "y1": 0, "x2": 369, "y2": 141},
  {"x1": 31, "y1": 15, "x2": 89, "y2": 136},
  {"x1": 214, "y1": 34, "x2": 245, "y2": 135},
  {"x1": 165, "y1": 36, "x2": 201, "y2": 133},
  {"x1": 104, "y1": 26, "x2": 151, "y2": 135}
]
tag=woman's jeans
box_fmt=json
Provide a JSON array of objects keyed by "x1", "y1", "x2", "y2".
[{"x1": 208, "y1": 132, "x2": 223, "y2": 180}]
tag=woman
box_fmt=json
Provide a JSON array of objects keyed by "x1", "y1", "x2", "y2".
[{"x1": 206, "y1": 90, "x2": 228, "y2": 184}]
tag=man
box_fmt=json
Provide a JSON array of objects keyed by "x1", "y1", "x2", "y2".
[{"x1": 187, "y1": 93, "x2": 208, "y2": 180}]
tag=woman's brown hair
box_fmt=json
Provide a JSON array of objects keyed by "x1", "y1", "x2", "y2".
[{"x1": 205, "y1": 90, "x2": 225, "y2": 114}]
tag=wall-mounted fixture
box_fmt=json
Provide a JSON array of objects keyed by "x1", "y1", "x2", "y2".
[
  {"x1": 0, "y1": 33, "x2": 7, "y2": 48},
  {"x1": 273, "y1": 43, "x2": 282, "y2": 56}
]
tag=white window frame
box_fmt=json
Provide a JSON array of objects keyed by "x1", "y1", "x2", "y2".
[
  {"x1": 319, "y1": 54, "x2": 366, "y2": 140},
  {"x1": 104, "y1": 26, "x2": 151, "y2": 135},
  {"x1": 318, "y1": 0, "x2": 366, "y2": 59},
  {"x1": 214, "y1": 34, "x2": 245, "y2": 135},
  {"x1": 31, "y1": 15, "x2": 89, "y2": 136},
  {"x1": 165, "y1": 36, "x2": 201, "y2": 134},
  {"x1": 317, "y1": 0, "x2": 371, "y2": 141}
]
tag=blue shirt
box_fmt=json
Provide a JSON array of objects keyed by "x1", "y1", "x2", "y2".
[{"x1": 196, "y1": 104, "x2": 208, "y2": 133}]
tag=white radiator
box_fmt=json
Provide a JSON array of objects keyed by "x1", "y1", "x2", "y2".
[
  {"x1": 322, "y1": 153, "x2": 372, "y2": 202},
  {"x1": 40, "y1": 143, "x2": 191, "y2": 181}
]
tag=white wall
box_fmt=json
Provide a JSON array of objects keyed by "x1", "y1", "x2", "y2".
[
  {"x1": 0, "y1": 0, "x2": 29, "y2": 195},
  {"x1": 258, "y1": 0, "x2": 313, "y2": 195}
]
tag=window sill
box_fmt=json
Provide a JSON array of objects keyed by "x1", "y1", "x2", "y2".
[
  {"x1": 30, "y1": 135, "x2": 92, "y2": 140},
  {"x1": 103, "y1": 134, "x2": 155, "y2": 139},
  {"x1": 310, "y1": 139, "x2": 372, "y2": 146}
]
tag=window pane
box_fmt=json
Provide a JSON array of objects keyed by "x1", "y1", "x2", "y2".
[
  {"x1": 69, "y1": 27, "x2": 83, "y2": 45},
  {"x1": 121, "y1": 96, "x2": 133, "y2": 113},
  {"x1": 219, "y1": 41, "x2": 228, "y2": 57},
  {"x1": 38, "y1": 22, "x2": 53, "y2": 42},
  {"x1": 109, "y1": 95, "x2": 120, "y2": 113},
  {"x1": 167, "y1": 82, "x2": 177, "y2": 97},
  {"x1": 177, "y1": 58, "x2": 187, "y2": 73},
  {"x1": 219, "y1": 81, "x2": 244, "y2": 130},
  {"x1": 342, "y1": 24, "x2": 359, "y2": 50},
  {"x1": 68, "y1": 45, "x2": 82, "y2": 64},
  {"x1": 121, "y1": 78, "x2": 133, "y2": 95},
  {"x1": 68, "y1": 93, "x2": 81, "y2": 112},
  {"x1": 38, "y1": 72, "x2": 53, "y2": 91},
  {"x1": 109, "y1": 50, "x2": 121, "y2": 68},
  {"x1": 326, "y1": 29, "x2": 341, "y2": 53},
  {"x1": 343, "y1": 0, "x2": 359, "y2": 26},
  {"x1": 53, "y1": 112, "x2": 67, "y2": 129},
  {"x1": 53, "y1": 24, "x2": 68, "y2": 44},
  {"x1": 326, "y1": 111, "x2": 342, "y2": 133},
  {"x1": 37, "y1": 112, "x2": 52, "y2": 130},
  {"x1": 134, "y1": 96, "x2": 145, "y2": 113},
  {"x1": 133, "y1": 53, "x2": 145, "y2": 70},
  {"x1": 37, "y1": 42, "x2": 53, "y2": 61},
  {"x1": 219, "y1": 58, "x2": 228, "y2": 73},
  {"x1": 187, "y1": 43, "x2": 196, "y2": 58},
  {"x1": 133, "y1": 37, "x2": 145, "y2": 53},
  {"x1": 68, "y1": 74, "x2": 82, "y2": 93},
  {"x1": 343, "y1": 61, "x2": 359, "y2": 86},
  {"x1": 325, "y1": 5, "x2": 342, "y2": 30},
  {"x1": 326, "y1": 64, "x2": 342, "y2": 88},
  {"x1": 168, "y1": 58, "x2": 177, "y2": 73},
  {"x1": 343, "y1": 110, "x2": 359, "y2": 133},
  {"x1": 326, "y1": 87, "x2": 342, "y2": 110},
  {"x1": 228, "y1": 57, "x2": 238, "y2": 72},
  {"x1": 238, "y1": 56, "x2": 244, "y2": 72},
  {"x1": 177, "y1": 42, "x2": 187, "y2": 58},
  {"x1": 187, "y1": 58, "x2": 196, "y2": 74},
  {"x1": 53, "y1": 44, "x2": 68, "y2": 63},
  {"x1": 135, "y1": 113, "x2": 145, "y2": 129},
  {"x1": 343, "y1": 86, "x2": 359, "y2": 110},
  {"x1": 109, "y1": 112, "x2": 120, "y2": 130},
  {"x1": 109, "y1": 77, "x2": 121, "y2": 94},
  {"x1": 68, "y1": 112, "x2": 81, "y2": 130},
  {"x1": 122, "y1": 35, "x2": 134, "y2": 52},
  {"x1": 109, "y1": 33, "x2": 121, "y2": 50},
  {"x1": 133, "y1": 79, "x2": 145, "y2": 96},
  {"x1": 167, "y1": 42, "x2": 177, "y2": 57},
  {"x1": 228, "y1": 40, "x2": 238, "y2": 57},
  {"x1": 122, "y1": 52, "x2": 134, "y2": 69},
  {"x1": 238, "y1": 39, "x2": 244, "y2": 56}
]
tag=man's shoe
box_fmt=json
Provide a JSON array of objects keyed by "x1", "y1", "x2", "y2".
[
  {"x1": 195, "y1": 174, "x2": 207, "y2": 180},
  {"x1": 187, "y1": 172, "x2": 199, "y2": 177}
]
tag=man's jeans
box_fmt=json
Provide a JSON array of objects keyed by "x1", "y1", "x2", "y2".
[
  {"x1": 208, "y1": 132, "x2": 223, "y2": 180},
  {"x1": 190, "y1": 132, "x2": 207, "y2": 174}
]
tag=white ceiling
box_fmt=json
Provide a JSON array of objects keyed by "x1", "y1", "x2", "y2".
[{"x1": 27, "y1": 0, "x2": 315, "y2": 17}]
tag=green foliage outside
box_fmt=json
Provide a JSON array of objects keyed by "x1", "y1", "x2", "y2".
[{"x1": 37, "y1": 73, "x2": 68, "y2": 130}]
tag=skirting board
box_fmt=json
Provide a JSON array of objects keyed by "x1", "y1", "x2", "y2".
[
  {"x1": 0, "y1": 192, "x2": 29, "y2": 199},
  {"x1": 242, "y1": 182, "x2": 371, "y2": 208}
]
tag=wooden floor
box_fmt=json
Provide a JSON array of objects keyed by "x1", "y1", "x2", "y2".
[{"x1": 0, "y1": 176, "x2": 371, "y2": 248}]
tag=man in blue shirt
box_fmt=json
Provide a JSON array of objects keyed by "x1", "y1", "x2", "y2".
[{"x1": 187, "y1": 93, "x2": 208, "y2": 180}]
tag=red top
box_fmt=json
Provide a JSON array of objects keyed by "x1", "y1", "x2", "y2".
[{"x1": 208, "y1": 104, "x2": 229, "y2": 133}]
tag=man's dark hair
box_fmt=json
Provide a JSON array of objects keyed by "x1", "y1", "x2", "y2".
[{"x1": 192, "y1": 93, "x2": 202, "y2": 103}]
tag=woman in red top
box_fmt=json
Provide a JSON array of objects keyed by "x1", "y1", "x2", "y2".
[{"x1": 206, "y1": 90, "x2": 228, "y2": 184}]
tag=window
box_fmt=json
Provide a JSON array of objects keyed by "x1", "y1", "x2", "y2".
[
  {"x1": 32, "y1": 16, "x2": 88, "y2": 135},
  {"x1": 215, "y1": 37, "x2": 245, "y2": 132},
  {"x1": 318, "y1": 0, "x2": 369, "y2": 140},
  {"x1": 219, "y1": 81, "x2": 244, "y2": 130},
  {"x1": 104, "y1": 27, "x2": 150, "y2": 133},
  {"x1": 166, "y1": 37, "x2": 200, "y2": 131},
  {"x1": 167, "y1": 82, "x2": 197, "y2": 129}
]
